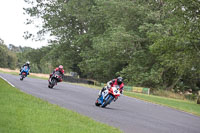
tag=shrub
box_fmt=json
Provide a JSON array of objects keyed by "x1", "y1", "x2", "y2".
[
  {"x1": 152, "y1": 89, "x2": 185, "y2": 100},
  {"x1": 184, "y1": 94, "x2": 197, "y2": 101}
]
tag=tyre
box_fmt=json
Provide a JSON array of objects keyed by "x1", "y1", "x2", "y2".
[
  {"x1": 95, "y1": 99, "x2": 101, "y2": 106},
  {"x1": 50, "y1": 79, "x2": 57, "y2": 89},
  {"x1": 49, "y1": 83, "x2": 54, "y2": 89},
  {"x1": 20, "y1": 75, "x2": 24, "y2": 81},
  {"x1": 101, "y1": 95, "x2": 114, "y2": 108}
]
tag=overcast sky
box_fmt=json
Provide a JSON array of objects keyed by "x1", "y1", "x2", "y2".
[{"x1": 0, "y1": 0, "x2": 48, "y2": 49}]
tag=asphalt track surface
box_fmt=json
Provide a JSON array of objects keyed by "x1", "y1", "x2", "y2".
[{"x1": 1, "y1": 73, "x2": 200, "y2": 133}]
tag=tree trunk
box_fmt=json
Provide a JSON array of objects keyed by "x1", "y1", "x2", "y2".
[{"x1": 166, "y1": 78, "x2": 180, "y2": 91}]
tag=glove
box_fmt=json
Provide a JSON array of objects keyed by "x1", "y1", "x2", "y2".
[{"x1": 102, "y1": 87, "x2": 106, "y2": 92}]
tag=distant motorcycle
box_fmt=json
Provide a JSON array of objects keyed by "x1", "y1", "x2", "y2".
[
  {"x1": 95, "y1": 85, "x2": 121, "y2": 108},
  {"x1": 48, "y1": 71, "x2": 62, "y2": 88},
  {"x1": 20, "y1": 66, "x2": 29, "y2": 81}
]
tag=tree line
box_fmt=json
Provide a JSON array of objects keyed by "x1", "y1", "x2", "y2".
[
  {"x1": 0, "y1": 40, "x2": 17, "y2": 69},
  {"x1": 1, "y1": 0, "x2": 200, "y2": 94}
]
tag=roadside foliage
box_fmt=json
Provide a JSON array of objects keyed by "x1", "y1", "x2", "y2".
[{"x1": 0, "y1": 39, "x2": 17, "y2": 69}]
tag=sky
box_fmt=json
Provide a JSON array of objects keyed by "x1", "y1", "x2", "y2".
[{"x1": 0, "y1": 0, "x2": 48, "y2": 49}]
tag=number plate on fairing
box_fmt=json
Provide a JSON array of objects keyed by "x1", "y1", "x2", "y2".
[{"x1": 112, "y1": 87, "x2": 120, "y2": 95}]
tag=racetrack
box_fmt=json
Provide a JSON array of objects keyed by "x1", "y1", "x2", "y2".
[{"x1": 1, "y1": 73, "x2": 200, "y2": 133}]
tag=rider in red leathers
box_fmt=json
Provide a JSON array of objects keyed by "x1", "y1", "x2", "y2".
[
  {"x1": 99, "y1": 77, "x2": 124, "y2": 98},
  {"x1": 48, "y1": 65, "x2": 64, "y2": 83}
]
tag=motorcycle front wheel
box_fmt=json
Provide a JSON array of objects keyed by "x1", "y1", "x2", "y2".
[
  {"x1": 20, "y1": 75, "x2": 25, "y2": 81},
  {"x1": 49, "y1": 78, "x2": 57, "y2": 88},
  {"x1": 101, "y1": 95, "x2": 114, "y2": 108},
  {"x1": 95, "y1": 98, "x2": 101, "y2": 106}
]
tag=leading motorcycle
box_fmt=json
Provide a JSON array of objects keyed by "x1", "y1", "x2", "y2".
[
  {"x1": 20, "y1": 66, "x2": 29, "y2": 81},
  {"x1": 48, "y1": 71, "x2": 62, "y2": 88},
  {"x1": 95, "y1": 85, "x2": 121, "y2": 108}
]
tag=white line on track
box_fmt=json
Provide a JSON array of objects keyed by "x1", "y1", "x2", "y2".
[{"x1": 0, "y1": 75, "x2": 15, "y2": 87}]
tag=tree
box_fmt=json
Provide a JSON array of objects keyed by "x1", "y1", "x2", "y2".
[
  {"x1": 0, "y1": 38, "x2": 17, "y2": 69},
  {"x1": 148, "y1": 0, "x2": 200, "y2": 91},
  {"x1": 23, "y1": 0, "x2": 200, "y2": 93}
]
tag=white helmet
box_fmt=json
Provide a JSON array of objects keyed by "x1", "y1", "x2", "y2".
[{"x1": 26, "y1": 61, "x2": 30, "y2": 65}]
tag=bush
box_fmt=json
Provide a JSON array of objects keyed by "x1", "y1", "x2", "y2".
[
  {"x1": 152, "y1": 89, "x2": 185, "y2": 100},
  {"x1": 184, "y1": 94, "x2": 197, "y2": 101}
]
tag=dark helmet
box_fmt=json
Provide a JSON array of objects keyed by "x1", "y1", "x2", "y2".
[{"x1": 117, "y1": 77, "x2": 123, "y2": 85}]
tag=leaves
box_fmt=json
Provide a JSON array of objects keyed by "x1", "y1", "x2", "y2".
[
  {"x1": 21, "y1": 0, "x2": 200, "y2": 92},
  {"x1": 0, "y1": 39, "x2": 17, "y2": 69}
]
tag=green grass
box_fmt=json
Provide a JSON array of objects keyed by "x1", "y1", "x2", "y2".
[
  {"x1": 124, "y1": 91, "x2": 200, "y2": 116},
  {"x1": 0, "y1": 78, "x2": 121, "y2": 133},
  {"x1": 0, "y1": 70, "x2": 18, "y2": 75}
]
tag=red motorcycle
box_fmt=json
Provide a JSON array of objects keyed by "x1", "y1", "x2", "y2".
[
  {"x1": 48, "y1": 71, "x2": 62, "y2": 88},
  {"x1": 95, "y1": 85, "x2": 121, "y2": 108}
]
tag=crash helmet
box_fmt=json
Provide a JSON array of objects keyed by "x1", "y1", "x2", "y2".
[
  {"x1": 26, "y1": 61, "x2": 30, "y2": 65},
  {"x1": 58, "y1": 65, "x2": 63, "y2": 70},
  {"x1": 117, "y1": 77, "x2": 123, "y2": 85}
]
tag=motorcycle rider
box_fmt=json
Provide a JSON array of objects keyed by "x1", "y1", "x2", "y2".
[
  {"x1": 48, "y1": 65, "x2": 65, "y2": 82},
  {"x1": 19, "y1": 61, "x2": 30, "y2": 75},
  {"x1": 99, "y1": 77, "x2": 124, "y2": 99}
]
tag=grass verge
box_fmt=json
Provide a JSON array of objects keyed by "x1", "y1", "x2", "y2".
[
  {"x1": 0, "y1": 69, "x2": 48, "y2": 80},
  {"x1": 0, "y1": 78, "x2": 121, "y2": 133},
  {"x1": 124, "y1": 91, "x2": 200, "y2": 116}
]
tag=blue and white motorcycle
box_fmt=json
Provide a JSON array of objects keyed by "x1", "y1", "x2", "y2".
[
  {"x1": 20, "y1": 66, "x2": 29, "y2": 81},
  {"x1": 95, "y1": 85, "x2": 121, "y2": 108}
]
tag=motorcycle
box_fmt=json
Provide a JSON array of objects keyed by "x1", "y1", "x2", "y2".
[
  {"x1": 95, "y1": 85, "x2": 121, "y2": 108},
  {"x1": 20, "y1": 66, "x2": 29, "y2": 81},
  {"x1": 48, "y1": 71, "x2": 62, "y2": 88}
]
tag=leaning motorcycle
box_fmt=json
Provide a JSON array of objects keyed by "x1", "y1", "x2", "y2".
[
  {"x1": 48, "y1": 71, "x2": 62, "y2": 88},
  {"x1": 95, "y1": 85, "x2": 121, "y2": 108},
  {"x1": 20, "y1": 66, "x2": 29, "y2": 81}
]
